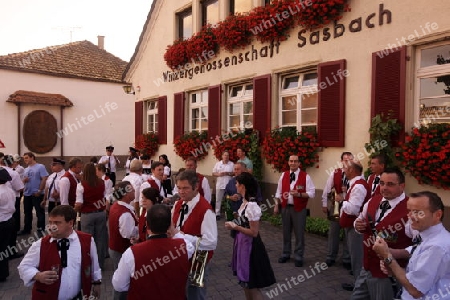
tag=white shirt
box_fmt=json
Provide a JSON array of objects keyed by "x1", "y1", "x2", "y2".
[
  {"x1": 275, "y1": 169, "x2": 316, "y2": 204},
  {"x1": 102, "y1": 175, "x2": 113, "y2": 202},
  {"x1": 123, "y1": 172, "x2": 144, "y2": 204},
  {"x1": 163, "y1": 165, "x2": 171, "y2": 177},
  {"x1": 45, "y1": 170, "x2": 65, "y2": 202},
  {"x1": 116, "y1": 201, "x2": 139, "y2": 239},
  {"x1": 14, "y1": 165, "x2": 25, "y2": 180},
  {"x1": 212, "y1": 160, "x2": 234, "y2": 189},
  {"x1": 125, "y1": 157, "x2": 138, "y2": 174},
  {"x1": 58, "y1": 170, "x2": 79, "y2": 206},
  {"x1": 341, "y1": 175, "x2": 367, "y2": 217},
  {"x1": 98, "y1": 155, "x2": 120, "y2": 172},
  {"x1": 112, "y1": 232, "x2": 195, "y2": 292},
  {"x1": 171, "y1": 193, "x2": 217, "y2": 251},
  {"x1": 172, "y1": 175, "x2": 212, "y2": 203},
  {"x1": 321, "y1": 169, "x2": 344, "y2": 207},
  {"x1": 4, "y1": 166, "x2": 24, "y2": 197},
  {"x1": 18, "y1": 230, "x2": 102, "y2": 300},
  {"x1": 0, "y1": 184, "x2": 15, "y2": 221}
]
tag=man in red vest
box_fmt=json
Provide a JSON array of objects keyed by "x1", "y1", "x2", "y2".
[
  {"x1": 139, "y1": 161, "x2": 166, "y2": 209},
  {"x1": 366, "y1": 155, "x2": 385, "y2": 198},
  {"x1": 18, "y1": 205, "x2": 102, "y2": 299},
  {"x1": 338, "y1": 160, "x2": 371, "y2": 291},
  {"x1": 321, "y1": 152, "x2": 353, "y2": 269},
  {"x1": 172, "y1": 157, "x2": 212, "y2": 203},
  {"x1": 351, "y1": 168, "x2": 412, "y2": 299},
  {"x1": 273, "y1": 155, "x2": 316, "y2": 267},
  {"x1": 171, "y1": 170, "x2": 217, "y2": 300},
  {"x1": 59, "y1": 158, "x2": 83, "y2": 207},
  {"x1": 113, "y1": 204, "x2": 195, "y2": 299}
]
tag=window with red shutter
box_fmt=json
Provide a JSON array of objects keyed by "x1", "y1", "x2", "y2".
[
  {"x1": 371, "y1": 46, "x2": 406, "y2": 144},
  {"x1": 208, "y1": 85, "x2": 221, "y2": 139},
  {"x1": 318, "y1": 59, "x2": 346, "y2": 147},
  {"x1": 134, "y1": 101, "x2": 144, "y2": 141},
  {"x1": 253, "y1": 74, "x2": 271, "y2": 138},
  {"x1": 158, "y1": 96, "x2": 167, "y2": 144},
  {"x1": 227, "y1": 82, "x2": 253, "y2": 131},
  {"x1": 173, "y1": 92, "x2": 185, "y2": 139}
]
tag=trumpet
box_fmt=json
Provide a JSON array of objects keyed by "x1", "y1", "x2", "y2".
[
  {"x1": 327, "y1": 187, "x2": 340, "y2": 221},
  {"x1": 189, "y1": 238, "x2": 208, "y2": 287}
]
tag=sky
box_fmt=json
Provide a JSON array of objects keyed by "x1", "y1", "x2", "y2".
[{"x1": 0, "y1": 0, "x2": 154, "y2": 61}]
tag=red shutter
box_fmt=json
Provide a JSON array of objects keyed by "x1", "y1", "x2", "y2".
[
  {"x1": 135, "y1": 101, "x2": 143, "y2": 141},
  {"x1": 208, "y1": 85, "x2": 221, "y2": 139},
  {"x1": 158, "y1": 96, "x2": 167, "y2": 144},
  {"x1": 253, "y1": 74, "x2": 271, "y2": 138},
  {"x1": 371, "y1": 46, "x2": 406, "y2": 145},
  {"x1": 318, "y1": 59, "x2": 346, "y2": 147},
  {"x1": 173, "y1": 92, "x2": 185, "y2": 139}
]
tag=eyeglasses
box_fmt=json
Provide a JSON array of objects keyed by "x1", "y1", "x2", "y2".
[{"x1": 379, "y1": 181, "x2": 399, "y2": 187}]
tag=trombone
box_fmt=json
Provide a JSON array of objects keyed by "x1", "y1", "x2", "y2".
[
  {"x1": 189, "y1": 238, "x2": 208, "y2": 287},
  {"x1": 327, "y1": 187, "x2": 340, "y2": 221}
]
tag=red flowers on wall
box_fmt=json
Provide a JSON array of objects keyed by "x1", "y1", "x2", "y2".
[
  {"x1": 135, "y1": 132, "x2": 159, "y2": 158},
  {"x1": 173, "y1": 131, "x2": 209, "y2": 161}
]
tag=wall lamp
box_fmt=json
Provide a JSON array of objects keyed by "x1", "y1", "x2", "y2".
[{"x1": 122, "y1": 85, "x2": 135, "y2": 95}]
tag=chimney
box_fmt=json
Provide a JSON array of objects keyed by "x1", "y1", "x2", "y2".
[{"x1": 97, "y1": 36, "x2": 105, "y2": 50}]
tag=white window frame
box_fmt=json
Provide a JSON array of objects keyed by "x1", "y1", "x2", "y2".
[
  {"x1": 279, "y1": 72, "x2": 318, "y2": 131},
  {"x1": 145, "y1": 99, "x2": 158, "y2": 133},
  {"x1": 189, "y1": 90, "x2": 209, "y2": 131},
  {"x1": 227, "y1": 82, "x2": 254, "y2": 131},
  {"x1": 415, "y1": 41, "x2": 450, "y2": 125}
]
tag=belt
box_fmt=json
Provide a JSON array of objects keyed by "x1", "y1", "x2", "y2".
[{"x1": 81, "y1": 210, "x2": 105, "y2": 214}]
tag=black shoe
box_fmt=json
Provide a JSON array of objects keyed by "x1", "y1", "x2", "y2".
[
  {"x1": 341, "y1": 283, "x2": 354, "y2": 291},
  {"x1": 295, "y1": 260, "x2": 303, "y2": 267},
  {"x1": 278, "y1": 257, "x2": 290, "y2": 263},
  {"x1": 326, "y1": 259, "x2": 335, "y2": 267},
  {"x1": 343, "y1": 262, "x2": 352, "y2": 270},
  {"x1": 17, "y1": 230, "x2": 30, "y2": 236},
  {"x1": 9, "y1": 252, "x2": 24, "y2": 259}
]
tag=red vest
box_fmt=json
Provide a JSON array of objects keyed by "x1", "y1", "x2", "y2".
[
  {"x1": 62, "y1": 171, "x2": 77, "y2": 207},
  {"x1": 147, "y1": 179, "x2": 161, "y2": 192},
  {"x1": 32, "y1": 231, "x2": 92, "y2": 300},
  {"x1": 362, "y1": 195, "x2": 412, "y2": 277},
  {"x1": 172, "y1": 196, "x2": 214, "y2": 261},
  {"x1": 197, "y1": 173, "x2": 205, "y2": 197},
  {"x1": 339, "y1": 179, "x2": 371, "y2": 228},
  {"x1": 367, "y1": 174, "x2": 381, "y2": 197},
  {"x1": 108, "y1": 202, "x2": 138, "y2": 253},
  {"x1": 333, "y1": 169, "x2": 344, "y2": 194},
  {"x1": 127, "y1": 238, "x2": 189, "y2": 300},
  {"x1": 138, "y1": 208, "x2": 147, "y2": 243},
  {"x1": 280, "y1": 170, "x2": 308, "y2": 212},
  {"x1": 80, "y1": 180, "x2": 105, "y2": 213}
]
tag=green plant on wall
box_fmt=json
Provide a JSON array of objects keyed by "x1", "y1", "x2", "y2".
[{"x1": 364, "y1": 111, "x2": 402, "y2": 171}]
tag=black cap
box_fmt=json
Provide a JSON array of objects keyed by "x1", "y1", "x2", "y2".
[
  {"x1": 106, "y1": 146, "x2": 114, "y2": 151},
  {"x1": 129, "y1": 147, "x2": 138, "y2": 152},
  {"x1": 0, "y1": 167, "x2": 12, "y2": 182},
  {"x1": 3, "y1": 155, "x2": 14, "y2": 166},
  {"x1": 52, "y1": 158, "x2": 66, "y2": 166}
]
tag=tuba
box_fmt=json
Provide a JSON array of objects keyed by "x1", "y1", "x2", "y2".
[
  {"x1": 327, "y1": 187, "x2": 340, "y2": 221},
  {"x1": 189, "y1": 238, "x2": 208, "y2": 287}
]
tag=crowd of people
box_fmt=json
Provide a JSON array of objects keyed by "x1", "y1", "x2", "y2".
[{"x1": 0, "y1": 146, "x2": 449, "y2": 300}]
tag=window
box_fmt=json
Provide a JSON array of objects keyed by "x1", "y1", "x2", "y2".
[
  {"x1": 145, "y1": 100, "x2": 158, "y2": 133},
  {"x1": 178, "y1": 8, "x2": 193, "y2": 40},
  {"x1": 416, "y1": 42, "x2": 450, "y2": 124},
  {"x1": 202, "y1": 0, "x2": 219, "y2": 26},
  {"x1": 279, "y1": 72, "x2": 318, "y2": 131},
  {"x1": 230, "y1": 0, "x2": 253, "y2": 14},
  {"x1": 189, "y1": 90, "x2": 208, "y2": 131},
  {"x1": 228, "y1": 83, "x2": 253, "y2": 130}
]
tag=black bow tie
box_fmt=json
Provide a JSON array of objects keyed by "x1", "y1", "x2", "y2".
[
  {"x1": 178, "y1": 203, "x2": 188, "y2": 228},
  {"x1": 376, "y1": 201, "x2": 391, "y2": 223},
  {"x1": 57, "y1": 238, "x2": 70, "y2": 268},
  {"x1": 290, "y1": 172, "x2": 295, "y2": 184},
  {"x1": 373, "y1": 176, "x2": 380, "y2": 185}
]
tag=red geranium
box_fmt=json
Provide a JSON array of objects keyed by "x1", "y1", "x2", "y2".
[
  {"x1": 173, "y1": 131, "x2": 209, "y2": 161},
  {"x1": 135, "y1": 132, "x2": 159, "y2": 158},
  {"x1": 213, "y1": 13, "x2": 253, "y2": 52}
]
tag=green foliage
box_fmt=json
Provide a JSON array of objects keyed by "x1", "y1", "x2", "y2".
[{"x1": 248, "y1": 131, "x2": 263, "y2": 181}]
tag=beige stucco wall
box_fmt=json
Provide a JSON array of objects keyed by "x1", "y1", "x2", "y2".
[
  {"x1": 126, "y1": 0, "x2": 450, "y2": 206},
  {"x1": 0, "y1": 69, "x2": 134, "y2": 158}
]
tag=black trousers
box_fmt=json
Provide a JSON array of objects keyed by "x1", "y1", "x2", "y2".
[
  {"x1": 0, "y1": 218, "x2": 14, "y2": 279},
  {"x1": 109, "y1": 172, "x2": 116, "y2": 187},
  {"x1": 23, "y1": 194, "x2": 45, "y2": 232}
]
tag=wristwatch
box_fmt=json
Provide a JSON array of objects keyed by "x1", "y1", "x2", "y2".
[{"x1": 383, "y1": 256, "x2": 393, "y2": 265}]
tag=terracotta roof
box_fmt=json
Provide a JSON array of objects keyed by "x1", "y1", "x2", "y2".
[
  {"x1": 123, "y1": 0, "x2": 158, "y2": 81},
  {"x1": 7, "y1": 90, "x2": 73, "y2": 107},
  {"x1": 0, "y1": 41, "x2": 128, "y2": 83}
]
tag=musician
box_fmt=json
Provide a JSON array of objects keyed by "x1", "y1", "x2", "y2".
[
  {"x1": 41, "y1": 158, "x2": 65, "y2": 213},
  {"x1": 139, "y1": 162, "x2": 167, "y2": 207},
  {"x1": 338, "y1": 160, "x2": 371, "y2": 291},
  {"x1": 321, "y1": 152, "x2": 353, "y2": 269},
  {"x1": 172, "y1": 157, "x2": 212, "y2": 203},
  {"x1": 113, "y1": 204, "x2": 194, "y2": 299},
  {"x1": 171, "y1": 170, "x2": 217, "y2": 300},
  {"x1": 366, "y1": 155, "x2": 385, "y2": 198},
  {"x1": 98, "y1": 146, "x2": 120, "y2": 187},
  {"x1": 59, "y1": 158, "x2": 83, "y2": 207},
  {"x1": 351, "y1": 168, "x2": 412, "y2": 300},
  {"x1": 122, "y1": 160, "x2": 144, "y2": 216}
]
